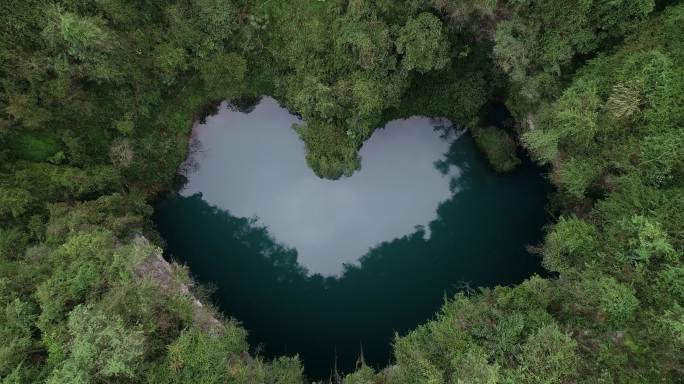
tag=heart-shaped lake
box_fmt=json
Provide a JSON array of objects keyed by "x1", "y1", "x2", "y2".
[{"x1": 153, "y1": 96, "x2": 551, "y2": 378}]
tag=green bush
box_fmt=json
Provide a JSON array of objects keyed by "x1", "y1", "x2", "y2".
[{"x1": 471, "y1": 125, "x2": 521, "y2": 173}]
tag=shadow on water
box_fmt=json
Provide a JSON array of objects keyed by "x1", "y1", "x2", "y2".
[{"x1": 153, "y1": 132, "x2": 552, "y2": 380}]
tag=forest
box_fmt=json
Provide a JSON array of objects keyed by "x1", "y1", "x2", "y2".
[{"x1": 0, "y1": 0, "x2": 682, "y2": 382}]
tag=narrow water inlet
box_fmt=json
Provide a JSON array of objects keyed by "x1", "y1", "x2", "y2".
[{"x1": 153, "y1": 97, "x2": 552, "y2": 379}]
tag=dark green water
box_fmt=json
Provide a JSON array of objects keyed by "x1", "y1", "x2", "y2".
[{"x1": 153, "y1": 97, "x2": 551, "y2": 379}]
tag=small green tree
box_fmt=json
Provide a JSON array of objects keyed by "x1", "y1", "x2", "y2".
[
  {"x1": 513, "y1": 323, "x2": 578, "y2": 384},
  {"x1": 46, "y1": 305, "x2": 145, "y2": 383},
  {"x1": 0, "y1": 279, "x2": 37, "y2": 377},
  {"x1": 200, "y1": 53, "x2": 247, "y2": 100},
  {"x1": 396, "y1": 12, "x2": 450, "y2": 73},
  {"x1": 543, "y1": 216, "x2": 600, "y2": 273},
  {"x1": 158, "y1": 326, "x2": 251, "y2": 384},
  {"x1": 0, "y1": 188, "x2": 31, "y2": 219}
]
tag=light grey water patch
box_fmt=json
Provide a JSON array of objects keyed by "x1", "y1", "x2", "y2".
[{"x1": 179, "y1": 97, "x2": 461, "y2": 275}]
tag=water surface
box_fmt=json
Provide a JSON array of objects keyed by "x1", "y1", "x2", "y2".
[
  {"x1": 177, "y1": 97, "x2": 459, "y2": 275},
  {"x1": 154, "y1": 97, "x2": 551, "y2": 378}
]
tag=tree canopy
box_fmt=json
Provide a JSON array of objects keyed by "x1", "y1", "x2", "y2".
[{"x1": 0, "y1": 0, "x2": 682, "y2": 382}]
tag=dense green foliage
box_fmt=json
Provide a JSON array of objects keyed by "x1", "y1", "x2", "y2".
[
  {"x1": 0, "y1": 0, "x2": 682, "y2": 383},
  {"x1": 471, "y1": 125, "x2": 521, "y2": 172}
]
